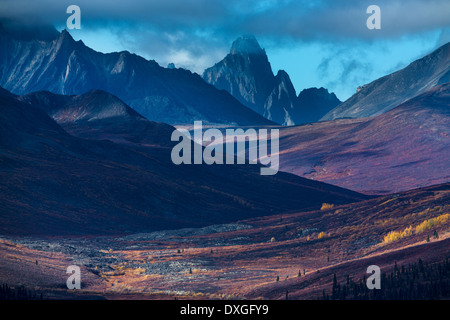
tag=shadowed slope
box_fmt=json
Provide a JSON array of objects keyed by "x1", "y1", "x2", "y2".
[{"x1": 0, "y1": 88, "x2": 367, "y2": 236}]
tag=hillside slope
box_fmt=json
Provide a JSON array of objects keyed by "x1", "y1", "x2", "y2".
[
  {"x1": 0, "y1": 88, "x2": 367, "y2": 236},
  {"x1": 322, "y1": 42, "x2": 450, "y2": 120},
  {"x1": 277, "y1": 83, "x2": 450, "y2": 194}
]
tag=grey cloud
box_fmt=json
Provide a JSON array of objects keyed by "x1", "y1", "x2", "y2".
[
  {"x1": 1, "y1": 0, "x2": 449, "y2": 40},
  {"x1": 317, "y1": 45, "x2": 375, "y2": 98},
  {"x1": 116, "y1": 26, "x2": 228, "y2": 73},
  {"x1": 1, "y1": 0, "x2": 448, "y2": 75}
]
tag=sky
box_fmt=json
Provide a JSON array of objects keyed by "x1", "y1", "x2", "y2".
[{"x1": 1, "y1": 0, "x2": 449, "y2": 101}]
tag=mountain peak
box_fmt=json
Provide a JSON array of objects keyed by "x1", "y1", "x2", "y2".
[
  {"x1": 59, "y1": 29, "x2": 74, "y2": 41},
  {"x1": 275, "y1": 70, "x2": 290, "y2": 80},
  {"x1": 55, "y1": 29, "x2": 77, "y2": 50},
  {"x1": 230, "y1": 35, "x2": 265, "y2": 56},
  {"x1": 205, "y1": 36, "x2": 341, "y2": 125}
]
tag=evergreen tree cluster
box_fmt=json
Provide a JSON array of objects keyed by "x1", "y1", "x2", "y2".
[
  {"x1": 322, "y1": 257, "x2": 450, "y2": 300},
  {"x1": 0, "y1": 283, "x2": 44, "y2": 300}
]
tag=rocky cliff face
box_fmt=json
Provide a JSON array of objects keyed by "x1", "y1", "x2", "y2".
[
  {"x1": 263, "y1": 70, "x2": 299, "y2": 126},
  {"x1": 203, "y1": 36, "x2": 276, "y2": 116},
  {"x1": 204, "y1": 35, "x2": 340, "y2": 125}
]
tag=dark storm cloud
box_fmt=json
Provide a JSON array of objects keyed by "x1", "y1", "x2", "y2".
[
  {"x1": 0, "y1": 0, "x2": 448, "y2": 75},
  {"x1": 1, "y1": 0, "x2": 449, "y2": 40}
]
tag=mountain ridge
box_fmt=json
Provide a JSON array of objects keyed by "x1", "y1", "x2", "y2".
[
  {"x1": 17, "y1": 89, "x2": 176, "y2": 147},
  {"x1": 0, "y1": 24, "x2": 274, "y2": 126},
  {"x1": 322, "y1": 42, "x2": 450, "y2": 121}
]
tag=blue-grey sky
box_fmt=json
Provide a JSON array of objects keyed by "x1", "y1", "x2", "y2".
[{"x1": 1, "y1": 0, "x2": 449, "y2": 100}]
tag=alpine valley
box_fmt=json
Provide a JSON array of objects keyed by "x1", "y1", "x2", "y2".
[{"x1": 0, "y1": 21, "x2": 449, "y2": 301}]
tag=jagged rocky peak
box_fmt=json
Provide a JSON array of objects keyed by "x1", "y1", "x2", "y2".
[
  {"x1": 203, "y1": 35, "x2": 342, "y2": 125},
  {"x1": 54, "y1": 28, "x2": 78, "y2": 52},
  {"x1": 273, "y1": 70, "x2": 297, "y2": 98},
  {"x1": 57, "y1": 29, "x2": 75, "y2": 43},
  {"x1": 59, "y1": 29, "x2": 71, "y2": 37},
  {"x1": 275, "y1": 70, "x2": 291, "y2": 82},
  {"x1": 230, "y1": 35, "x2": 265, "y2": 56}
]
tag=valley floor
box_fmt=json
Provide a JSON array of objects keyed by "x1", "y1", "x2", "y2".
[{"x1": 1, "y1": 183, "x2": 449, "y2": 300}]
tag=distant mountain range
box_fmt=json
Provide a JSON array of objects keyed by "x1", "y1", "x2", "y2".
[
  {"x1": 276, "y1": 83, "x2": 450, "y2": 194},
  {"x1": 203, "y1": 35, "x2": 341, "y2": 125},
  {"x1": 0, "y1": 86, "x2": 367, "y2": 235},
  {"x1": 0, "y1": 24, "x2": 348, "y2": 127},
  {"x1": 322, "y1": 42, "x2": 450, "y2": 120},
  {"x1": 0, "y1": 24, "x2": 273, "y2": 126}
]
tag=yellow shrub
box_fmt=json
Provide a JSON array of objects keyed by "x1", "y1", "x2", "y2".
[
  {"x1": 318, "y1": 232, "x2": 327, "y2": 239},
  {"x1": 401, "y1": 225, "x2": 414, "y2": 237},
  {"x1": 383, "y1": 213, "x2": 450, "y2": 244},
  {"x1": 383, "y1": 225, "x2": 413, "y2": 244},
  {"x1": 415, "y1": 214, "x2": 450, "y2": 234},
  {"x1": 383, "y1": 231, "x2": 402, "y2": 244},
  {"x1": 321, "y1": 203, "x2": 335, "y2": 211}
]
